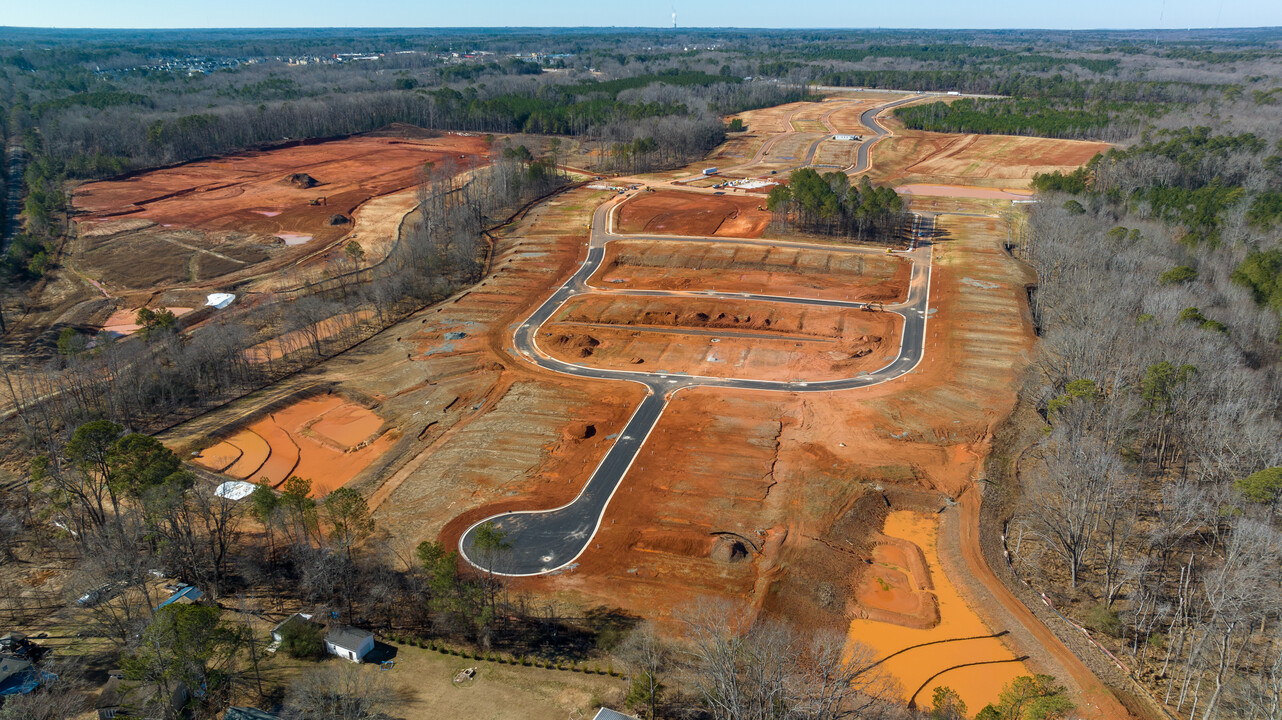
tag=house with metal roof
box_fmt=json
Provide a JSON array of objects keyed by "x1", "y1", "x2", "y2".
[{"x1": 155, "y1": 584, "x2": 206, "y2": 610}]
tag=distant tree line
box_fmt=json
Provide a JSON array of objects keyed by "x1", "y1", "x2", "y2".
[{"x1": 893, "y1": 98, "x2": 1163, "y2": 140}]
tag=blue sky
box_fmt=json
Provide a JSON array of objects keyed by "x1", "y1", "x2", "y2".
[{"x1": 4, "y1": 0, "x2": 1278, "y2": 30}]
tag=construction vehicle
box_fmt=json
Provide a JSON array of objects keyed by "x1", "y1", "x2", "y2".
[
  {"x1": 863, "y1": 301, "x2": 884, "y2": 313},
  {"x1": 310, "y1": 197, "x2": 327, "y2": 206}
]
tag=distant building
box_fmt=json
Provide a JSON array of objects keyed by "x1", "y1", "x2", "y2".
[
  {"x1": 324, "y1": 625, "x2": 374, "y2": 662},
  {"x1": 832, "y1": 134, "x2": 862, "y2": 141}
]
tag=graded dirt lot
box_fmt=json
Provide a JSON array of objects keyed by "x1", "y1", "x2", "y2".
[
  {"x1": 190, "y1": 392, "x2": 397, "y2": 495},
  {"x1": 869, "y1": 125, "x2": 1108, "y2": 188},
  {"x1": 616, "y1": 190, "x2": 771, "y2": 237},
  {"x1": 540, "y1": 294, "x2": 899, "y2": 382},
  {"x1": 159, "y1": 187, "x2": 649, "y2": 547},
  {"x1": 70, "y1": 133, "x2": 490, "y2": 299},
  {"x1": 591, "y1": 238, "x2": 909, "y2": 303}
]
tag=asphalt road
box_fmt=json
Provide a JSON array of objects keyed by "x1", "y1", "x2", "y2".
[
  {"x1": 850, "y1": 95, "x2": 920, "y2": 173},
  {"x1": 459, "y1": 196, "x2": 935, "y2": 576}
]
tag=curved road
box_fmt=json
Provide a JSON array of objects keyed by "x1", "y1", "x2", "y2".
[{"x1": 459, "y1": 193, "x2": 934, "y2": 575}]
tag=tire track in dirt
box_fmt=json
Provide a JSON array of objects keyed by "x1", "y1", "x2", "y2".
[{"x1": 957, "y1": 488, "x2": 1132, "y2": 720}]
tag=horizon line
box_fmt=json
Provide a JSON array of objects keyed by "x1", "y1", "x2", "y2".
[{"x1": 3, "y1": 24, "x2": 1281, "y2": 32}]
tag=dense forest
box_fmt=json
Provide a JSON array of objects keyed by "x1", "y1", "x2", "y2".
[{"x1": 1000, "y1": 82, "x2": 1282, "y2": 720}]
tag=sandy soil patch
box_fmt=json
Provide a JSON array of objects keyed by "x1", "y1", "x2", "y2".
[
  {"x1": 100, "y1": 306, "x2": 194, "y2": 337},
  {"x1": 897, "y1": 184, "x2": 1034, "y2": 200}
]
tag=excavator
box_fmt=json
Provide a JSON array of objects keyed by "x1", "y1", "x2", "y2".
[
  {"x1": 863, "y1": 301, "x2": 884, "y2": 313},
  {"x1": 309, "y1": 197, "x2": 327, "y2": 207}
]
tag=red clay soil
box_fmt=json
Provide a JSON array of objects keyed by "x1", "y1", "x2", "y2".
[
  {"x1": 591, "y1": 239, "x2": 910, "y2": 303},
  {"x1": 192, "y1": 394, "x2": 397, "y2": 496},
  {"x1": 70, "y1": 134, "x2": 491, "y2": 299},
  {"x1": 75, "y1": 135, "x2": 489, "y2": 245},
  {"x1": 552, "y1": 293, "x2": 891, "y2": 339},
  {"x1": 616, "y1": 190, "x2": 772, "y2": 237},
  {"x1": 538, "y1": 321, "x2": 896, "y2": 382},
  {"x1": 854, "y1": 534, "x2": 939, "y2": 628}
]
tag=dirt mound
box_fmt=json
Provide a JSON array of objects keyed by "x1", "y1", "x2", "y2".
[
  {"x1": 550, "y1": 333, "x2": 600, "y2": 358},
  {"x1": 563, "y1": 422, "x2": 597, "y2": 440},
  {"x1": 286, "y1": 173, "x2": 320, "y2": 188},
  {"x1": 710, "y1": 535, "x2": 753, "y2": 563},
  {"x1": 327, "y1": 214, "x2": 350, "y2": 226},
  {"x1": 831, "y1": 334, "x2": 884, "y2": 366}
]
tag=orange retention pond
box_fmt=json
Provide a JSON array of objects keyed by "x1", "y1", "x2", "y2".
[
  {"x1": 191, "y1": 394, "x2": 397, "y2": 496},
  {"x1": 846, "y1": 511, "x2": 1029, "y2": 714}
]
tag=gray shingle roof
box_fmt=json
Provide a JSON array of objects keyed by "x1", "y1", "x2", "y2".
[{"x1": 325, "y1": 624, "x2": 373, "y2": 651}]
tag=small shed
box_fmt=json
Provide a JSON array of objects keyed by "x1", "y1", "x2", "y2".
[
  {"x1": 324, "y1": 625, "x2": 374, "y2": 662},
  {"x1": 271, "y1": 612, "x2": 320, "y2": 643}
]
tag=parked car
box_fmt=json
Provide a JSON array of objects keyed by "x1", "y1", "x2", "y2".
[{"x1": 76, "y1": 583, "x2": 118, "y2": 607}]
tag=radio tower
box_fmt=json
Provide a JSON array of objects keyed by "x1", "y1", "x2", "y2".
[{"x1": 672, "y1": 7, "x2": 677, "y2": 29}]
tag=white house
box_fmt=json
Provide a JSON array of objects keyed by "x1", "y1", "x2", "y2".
[{"x1": 324, "y1": 625, "x2": 374, "y2": 662}]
